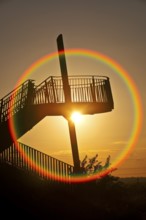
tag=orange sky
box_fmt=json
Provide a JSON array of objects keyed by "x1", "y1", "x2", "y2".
[{"x1": 0, "y1": 0, "x2": 146, "y2": 177}]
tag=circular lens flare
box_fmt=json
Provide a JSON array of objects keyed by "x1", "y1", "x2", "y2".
[
  {"x1": 71, "y1": 112, "x2": 82, "y2": 124},
  {"x1": 8, "y1": 48, "x2": 143, "y2": 183}
]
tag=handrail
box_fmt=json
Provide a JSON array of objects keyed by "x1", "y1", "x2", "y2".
[
  {"x1": 34, "y1": 75, "x2": 112, "y2": 104},
  {"x1": 0, "y1": 80, "x2": 35, "y2": 122},
  {"x1": 0, "y1": 80, "x2": 32, "y2": 101},
  {"x1": 0, "y1": 142, "x2": 74, "y2": 182}
]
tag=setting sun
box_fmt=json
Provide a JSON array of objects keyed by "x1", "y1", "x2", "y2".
[{"x1": 70, "y1": 112, "x2": 82, "y2": 123}]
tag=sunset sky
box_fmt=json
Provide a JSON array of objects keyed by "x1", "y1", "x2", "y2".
[{"x1": 0, "y1": 0, "x2": 146, "y2": 178}]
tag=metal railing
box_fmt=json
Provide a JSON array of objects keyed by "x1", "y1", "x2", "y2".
[
  {"x1": 0, "y1": 80, "x2": 35, "y2": 122},
  {"x1": 69, "y1": 75, "x2": 110, "y2": 103},
  {"x1": 0, "y1": 142, "x2": 74, "y2": 182},
  {"x1": 33, "y1": 76, "x2": 61, "y2": 104},
  {"x1": 33, "y1": 75, "x2": 113, "y2": 104},
  {"x1": 0, "y1": 75, "x2": 113, "y2": 123}
]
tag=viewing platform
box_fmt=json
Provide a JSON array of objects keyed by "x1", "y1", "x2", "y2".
[
  {"x1": 0, "y1": 75, "x2": 114, "y2": 153},
  {"x1": 0, "y1": 75, "x2": 114, "y2": 122}
]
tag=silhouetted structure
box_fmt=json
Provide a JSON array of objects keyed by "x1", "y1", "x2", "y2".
[
  {"x1": 0, "y1": 142, "x2": 73, "y2": 182},
  {"x1": 0, "y1": 34, "x2": 114, "y2": 178}
]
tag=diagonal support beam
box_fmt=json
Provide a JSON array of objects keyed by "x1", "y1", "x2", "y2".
[
  {"x1": 57, "y1": 34, "x2": 81, "y2": 173},
  {"x1": 68, "y1": 120, "x2": 81, "y2": 173},
  {"x1": 57, "y1": 34, "x2": 71, "y2": 103}
]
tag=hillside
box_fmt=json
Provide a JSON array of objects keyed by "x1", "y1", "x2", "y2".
[{"x1": 0, "y1": 162, "x2": 146, "y2": 219}]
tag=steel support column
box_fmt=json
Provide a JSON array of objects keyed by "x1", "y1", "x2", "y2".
[{"x1": 57, "y1": 34, "x2": 80, "y2": 173}]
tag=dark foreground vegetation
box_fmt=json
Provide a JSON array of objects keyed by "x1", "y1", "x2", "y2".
[{"x1": 0, "y1": 163, "x2": 146, "y2": 220}]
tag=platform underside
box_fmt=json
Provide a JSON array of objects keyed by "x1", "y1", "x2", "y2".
[{"x1": 32, "y1": 102, "x2": 113, "y2": 118}]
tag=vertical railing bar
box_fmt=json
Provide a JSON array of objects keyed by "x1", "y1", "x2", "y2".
[
  {"x1": 34, "y1": 149, "x2": 37, "y2": 175},
  {"x1": 25, "y1": 145, "x2": 29, "y2": 170},
  {"x1": 40, "y1": 152, "x2": 42, "y2": 177},
  {"x1": 7, "y1": 146, "x2": 10, "y2": 162},
  {"x1": 24, "y1": 144, "x2": 27, "y2": 170},
  {"x1": 43, "y1": 154, "x2": 46, "y2": 179},
  {"x1": 44, "y1": 80, "x2": 49, "y2": 103},
  {"x1": 39, "y1": 152, "x2": 41, "y2": 177},
  {"x1": 48, "y1": 156, "x2": 51, "y2": 181},
  {"x1": 21, "y1": 143, "x2": 24, "y2": 169},
  {"x1": 46, "y1": 156, "x2": 48, "y2": 180},
  {"x1": 16, "y1": 143, "x2": 18, "y2": 166},
  {"x1": 50, "y1": 157, "x2": 53, "y2": 181},
  {"x1": 29, "y1": 147, "x2": 32, "y2": 171},
  {"x1": 18, "y1": 143, "x2": 21, "y2": 168},
  {"x1": 51, "y1": 76, "x2": 56, "y2": 103}
]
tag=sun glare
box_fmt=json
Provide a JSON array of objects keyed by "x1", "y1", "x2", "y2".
[{"x1": 71, "y1": 112, "x2": 82, "y2": 123}]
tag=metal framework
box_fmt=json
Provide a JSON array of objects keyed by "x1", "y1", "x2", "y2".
[
  {"x1": 0, "y1": 34, "x2": 114, "y2": 177},
  {"x1": 0, "y1": 76, "x2": 113, "y2": 123}
]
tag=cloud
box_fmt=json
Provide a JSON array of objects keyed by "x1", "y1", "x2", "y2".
[
  {"x1": 51, "y1": 150, "x2": 71, "y2": 156},
  {"x1": 112, "y1": 141, "x2": 128, "y2": 145}
]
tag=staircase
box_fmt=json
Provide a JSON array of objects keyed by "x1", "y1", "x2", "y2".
[
  {"x1": 0, "y1": 141, "x2": 73, "y2": 182},
  {"x1": 0, "y1": 75, "x2": 113, "y2": 152},
  {"x1": 0, "y1": 74, "x2": 114, "y2": 179}
]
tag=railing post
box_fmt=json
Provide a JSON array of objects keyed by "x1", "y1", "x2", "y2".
[
  {"x1": 20, "y1": 83, "x2": 25, "y2": 109},
  {"x1": 105, "y1": 77, "x2": 114, "y2": 108},
  {"x1": 91, "y1": 76, "x2": 96, "y2": 102},
  {"x1": 26, "y1": 80, "x2": 35, "y2": 105},
  {"x1": 51, "y1": 76, "x2": 57, "y2": 103},
  {"x1": 44, "y1": 80, "x2": 49, "y2": 103}
]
